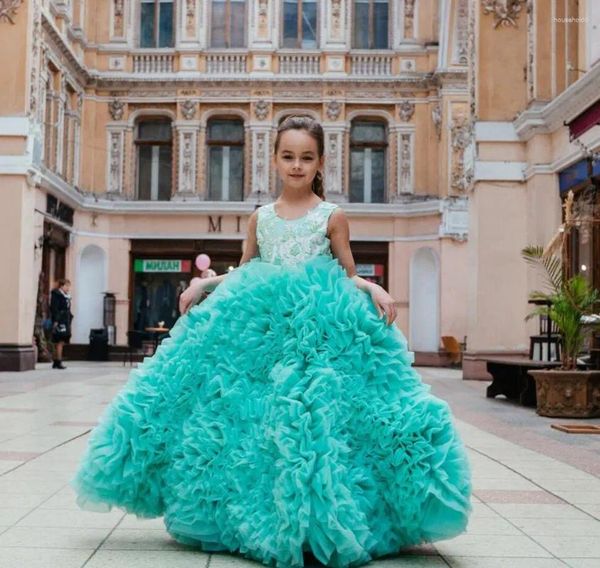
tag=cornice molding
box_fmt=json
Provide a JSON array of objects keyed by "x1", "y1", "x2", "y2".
[
  {"x1": 514, "y1": 63, "x2": 600, "y2": 141},
  {"x1": 29, "y1": 166, "x2": 443, "y2": 218},
  {"x1": 41, "y1": 11, "x2": 89, "y2": 84}
]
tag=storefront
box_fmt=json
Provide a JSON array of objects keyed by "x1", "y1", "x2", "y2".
[
  {"x1": 350, "y1": 241, "x2": 389, "y2": 290},
  {"x1": 129, "y1": 239, "x2": 242, "y2": 332}
]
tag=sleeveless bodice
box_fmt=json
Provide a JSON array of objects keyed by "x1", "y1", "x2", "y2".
[{"x1": 257, "y1": 201, "x2": 339, "y2": 266}]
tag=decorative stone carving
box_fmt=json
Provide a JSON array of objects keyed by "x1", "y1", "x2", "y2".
[
  {"x1": 431, "y1": 103, "x2": 442, "y2": 140},
  {"x1": 325, "y1": 101, "x2": 342, "y2": 121},
  {"x1": 0, "y1": 0, "x2": 24, "y2": 24},
  {"x1": 398, "y1": 100, "x2": 415, "y2": 122},
  {"x1": 28, "y1": 0, "x2": 41, "y2": 117},
  {"x1": 107, "y1": 131, "x2": 124, "y2": 193},
  {"x1": 398, "y1": 132, "x2": 413, "y2": 194},
  {"x1": 450, "y1": 114, "x2": 474, "y2": 193},
  {"x1": 113, "y1": 0, "x2": 125, "y2": 37},
  {"x1": 454, "y1": 0, "x2": 469, "y2": 65},
  {"x1": 468, "y1": 0, "x2": 477, "y2": 117},
  {"x1": 178, "y1": 130, "x2": 197, "y2": 194},
  {"x1": 254, "y1": 100, "x2": 270, "y2": 121},
  {"x1": 526, "y1": 0, "x2": 534, "y2": 100},
  {"x1": 181, "y1": 99, "x2": 197, "y2": 120},
  {"x1": 185, "y1": 0, "x2": 196, "y2": 37},
  {"x1": 481, "y1": 0, "x2": 526, "y2": 29},
  {"x1": 256, "y1": 0, "x2": 269, "y2": 38},
  {"x1": 324, "y1": 131, "x2": 343, "y2": 195},
  {"x1": 330, "y1": 0, "x2": 343, "y2": 39},
  {"x1": 403, "y1": 0, "x2": 416, "y2": 39},
  {"x1": 439, "y1": 196, "x2": 469, "y2": 241},
  {"x1": 108, "y1": 99, "x2": 125, "y2": 121},
  {"x1": 251, "y1": 129, "x2": 270, "y2": 196}
]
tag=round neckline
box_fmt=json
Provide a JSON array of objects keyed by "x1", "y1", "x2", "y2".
[{"x1": 272, "y1": 200, "x2": 323, "y2": 222}]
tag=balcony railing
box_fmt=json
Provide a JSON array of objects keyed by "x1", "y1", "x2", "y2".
[
  {"x1": 350, "y1": 54, "x2": 393, "y2": 76},
  {"x1": 278, "y1": 53, "x2": 320, "y2": 75},
  {"x1": 206, "y1": 53, "x2": 247, "y2": 74},
  {"x1": 133, "y1": 53, "x2": 175, "y2": 73}
]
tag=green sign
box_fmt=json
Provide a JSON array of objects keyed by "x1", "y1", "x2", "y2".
[{"x1": 134, "y1": 259, "x2": 192, "y2": 273}]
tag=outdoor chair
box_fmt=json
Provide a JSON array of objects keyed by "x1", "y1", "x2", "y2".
[{"x1": 441, "y1": 336, "x2": 463, "y2": 367}]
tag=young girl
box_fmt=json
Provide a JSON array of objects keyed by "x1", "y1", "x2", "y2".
[{"x1": 74, "y1": 116, "x2": 472, "y2": 567}]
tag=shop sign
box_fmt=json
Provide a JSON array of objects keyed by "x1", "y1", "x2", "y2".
[
  {"x1": 356, "y1": 264, "x2": 384, "y2": 277},
  {"x1": 134, "y1": 259, "x2": 192, "y2": 273}
]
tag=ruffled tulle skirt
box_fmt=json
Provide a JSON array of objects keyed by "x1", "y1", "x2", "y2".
[{"x1": 72, "y1": 255, "x2": 472, "y2": 567}]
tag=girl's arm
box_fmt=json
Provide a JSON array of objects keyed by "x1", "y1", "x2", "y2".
[
  {"x1": 328, "y1": 209, "x2": 398, "y2": 325},
  {"x1": 179, "y1": 211, "x2": 260, "y2": 314}
]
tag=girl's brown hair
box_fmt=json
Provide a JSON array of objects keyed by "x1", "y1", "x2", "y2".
[
  {"x1": 274, "y1": 116, "x2": 325, "y2": 199},
  {"x1": 57, "y1": 278, "x2": 71, "y2": 288}
]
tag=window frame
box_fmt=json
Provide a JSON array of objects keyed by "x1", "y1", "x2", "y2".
[
  {"x1": 135, "y1": 118, "x2": 174, "y2": 201},
  {"x1": 352, "y1": 0, "x2": 390, "y2": 50},
  {"x1": 349, "y1": 119, "x2": 388, "y2": 203},
  {"x1": 206, "y1": 118, "x2": 245, "y2": 201},
  {"x1": 139, "y1": 0, "x2": 175, "y2": 49},
  {"x1": 281, "y1": 0, "x2": 319, "y2": 50},
  {"x1": 209, "y1": 0, "x2": 248, "y2": 49}
]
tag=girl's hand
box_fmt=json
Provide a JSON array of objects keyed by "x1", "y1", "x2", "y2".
[
  {"x1": 368, "y1": 284, "x2": 397, "y2": 326},
  {"x1": 179, "y1": 280, "x2": 206, "y2": 315}
]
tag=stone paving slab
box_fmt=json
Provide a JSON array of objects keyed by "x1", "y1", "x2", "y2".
[{"x1": 0, "y1": 362, "x2": 597, "y2": 568}]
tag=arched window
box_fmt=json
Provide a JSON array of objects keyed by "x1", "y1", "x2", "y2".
[
  {"x1": 210, "y1": 0, "x2": 247, "y2": 48},
  {"x1": 349, "y1": 119, "x2": 387, "y2": 203},
  {"x1": 352, "y1": 0, "x2": 389, "y2": 49},
  {"x1": 282, "y1": 0, "x2": 318, "y2": 49},
  {"x1": 207, "y1": 118, "x2": 245, "y2": 201},
  {"x1": 135, "y1": 119, "x2": 173, "y2": 201},
  {"x1": 140, "y1": 0, "x2": 174, "y2": 48}
]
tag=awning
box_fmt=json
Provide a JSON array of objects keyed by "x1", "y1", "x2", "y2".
[{"x1": 568, "y1": 99, "x2": 600, "y2": 140}]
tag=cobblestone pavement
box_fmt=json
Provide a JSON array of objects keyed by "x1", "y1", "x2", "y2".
[{"x1": 0, "y1": 362, "x2": 598, "y2": 568}]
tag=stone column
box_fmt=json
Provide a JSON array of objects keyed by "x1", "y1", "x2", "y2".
[
  {"x1": 248, "y1": 126, "x2": 271, "y2": 201},
  {"x1": 111, "y1": 0, "x2": 128, "y2": 42},
  {"x1": 106, "y1": 127, "x2": 125, "y2": 195},
  {"x1": 174, "y1": 124, "x2": 199, "y2": 199},
  {"x1": 323, "y1": 0, "x2": 348, "y2": 75},
  {"x1": 179, "y1": 0, "x2": 201, "y2": 46},
  {"x1": 394, "y1": 128, "x2": 415, "y2": 198},
  {"x1": 250, "y1": 0, "x2": 276, "y2": 48}
]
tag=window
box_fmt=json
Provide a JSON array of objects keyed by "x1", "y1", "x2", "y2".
[
  {"x1": 352, "y1": 0, "x2": 389, "y2": 49},
  {"x1": 349, "y1": 120, "x2": 387, "y2": 203},
  {"x1": 43, "y1": 65, "x2": 60, "y2": 171},
  {"x1": 136, "y1": 120, "x2": 173, "y2": 201},
  {"x1": 282, "y1": 0, "x2": 318, "y2": 49},
  {"x1": 140, "y1": 0, "x2": 174, "y2": 48},
  {"x1": 62, "y1": 85, "x2": 78, "y2": 183},
  {"x1": 207, "y1": 119, "x2": 245, "y2": 201},
  {"x1": 210, "y1": 0, "x2": 247, "y2": 48}
]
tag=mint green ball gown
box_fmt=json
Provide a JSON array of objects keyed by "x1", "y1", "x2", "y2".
[{"x1": 73, "y1": 200, "x2": 472, "y2": 567}]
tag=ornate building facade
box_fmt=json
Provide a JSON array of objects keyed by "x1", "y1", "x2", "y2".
[{"x1": 1, "y1": 1, "x2": 597, "y2": 373}]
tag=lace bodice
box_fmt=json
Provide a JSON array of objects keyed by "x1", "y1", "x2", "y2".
[{"x1": 256, "y1": 201, "x2": 339, "y2": 266}]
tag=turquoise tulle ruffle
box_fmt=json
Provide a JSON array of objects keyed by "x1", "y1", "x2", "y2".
[{"x1": 72, "y1": 255, "x2": 471, "y2": 567}]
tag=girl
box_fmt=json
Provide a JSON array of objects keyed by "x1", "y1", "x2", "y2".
[
  {"x1": 74, "y1": 116, "x2": 471, "y2": 567},
  {"x1": 50, "y1": 278, "x2": 73, "y2": 369}
]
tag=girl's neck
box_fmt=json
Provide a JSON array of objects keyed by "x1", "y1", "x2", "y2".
[{"x1": 279, "y1": 188, "x2": 319, "y2": 204}]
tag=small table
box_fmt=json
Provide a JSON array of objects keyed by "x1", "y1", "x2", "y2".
[{"x1": 145, "y1": 327, "x2": 170, "y2": 353}]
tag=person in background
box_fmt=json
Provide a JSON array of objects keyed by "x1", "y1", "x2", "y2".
[{"x1": 50, "y1": 278, "x2": 73, "y2": 370}]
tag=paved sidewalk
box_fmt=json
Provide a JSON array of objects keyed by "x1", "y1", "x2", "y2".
[{"x1": 0, "y1": 362, "x2": 599, "y2": 568}]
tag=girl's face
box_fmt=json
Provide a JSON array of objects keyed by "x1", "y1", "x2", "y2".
[{"x1": 273, "y1": 129, "x2": 323, "y2": 192}]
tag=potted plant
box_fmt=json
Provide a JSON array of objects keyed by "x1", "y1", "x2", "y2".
[{"x1": 521, "y1": 192, "x2": 600, "y2": 418}]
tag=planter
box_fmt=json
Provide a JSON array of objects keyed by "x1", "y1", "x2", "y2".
[{"x1": 528, "y1": 370, "x2": 600, "y2": 418}]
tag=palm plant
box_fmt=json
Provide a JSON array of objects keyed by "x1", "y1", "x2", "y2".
[{"x1": 522, "y1": 245, "x2": 600, "y2": 370}]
